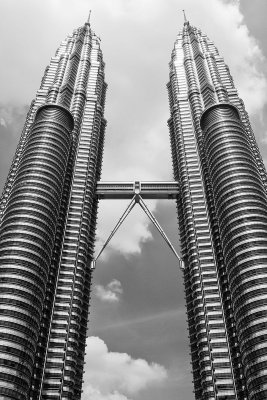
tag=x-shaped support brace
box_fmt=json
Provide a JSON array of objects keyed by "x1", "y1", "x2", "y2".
[{"x1": 91, "y1": 193, "x2": 184, "y2": 270}]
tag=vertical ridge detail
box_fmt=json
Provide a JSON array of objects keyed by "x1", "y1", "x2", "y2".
[
  {"x1": 0, "y1": 104, "x2": 73, "y2": 399},
  {"x1": 201, "y1": 103, "x2": 267, "y2": 400},
  {"x1": 0, "y1": 21, "x2": 107, "y2": 400}
]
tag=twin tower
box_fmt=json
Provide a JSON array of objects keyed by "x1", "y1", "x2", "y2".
[{"x1": 0, "y1": 16, "x2": 267, "y2": 400}]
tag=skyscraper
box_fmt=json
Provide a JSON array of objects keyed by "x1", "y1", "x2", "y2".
[
  {"x1": 0, "y1": 19, "x2": 107, "y2": 400},
  {"x1": 168, "y1": 18, "x2": 267, "y2": 400},
  {"x1": 1, "y1": 11, "x2": 267, "y2": 400}
]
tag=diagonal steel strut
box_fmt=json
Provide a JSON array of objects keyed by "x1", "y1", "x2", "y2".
[
  {"x1": 92, "y1": 196, "x2": 136, "y2": 269},
  {"x1": 92, "y1": 194, "x2": 184, "y2": 270},
  {"x1": 138, "y1": 196, "x2": 184, "y2": 270}
]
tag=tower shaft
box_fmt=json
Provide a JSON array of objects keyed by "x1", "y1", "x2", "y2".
[
  {"x1": 0, "y1": 22, "x2": 107, "y2": 400},
  {"x1": 0, "y1": 104, "x2": 73, "y2": 400},
  {"x1": 168, "y1": 21, "x2": 267, "y2": 400}
]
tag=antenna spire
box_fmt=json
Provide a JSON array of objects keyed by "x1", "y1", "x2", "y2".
[
  {"x1": 182, "y1": 9, "x2": 187, "y2": 23},
  {"x1": 87, "y1": 10, "x2": 91, "y2": 24}
]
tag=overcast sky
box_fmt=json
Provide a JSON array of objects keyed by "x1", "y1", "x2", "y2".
[{"x1": 1, "y1": 1, "x2": 267, "y2": 399}]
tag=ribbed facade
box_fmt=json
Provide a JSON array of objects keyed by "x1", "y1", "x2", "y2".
[
  {"x1": 2, "y1": 13, "x2": 267, "y2": 400},
  {"x1": 0, "y1": 21, "x2": 107, "y2": 400},
  {"x1": 168, "y1": 21, "x2": 267, "y2": 400}
]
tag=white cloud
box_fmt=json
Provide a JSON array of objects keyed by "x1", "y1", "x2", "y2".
[
  {"x1": 82, "y1": 337, "x2": 168, "y2": 400},
  {"x1": 83, "y1": 385, "x2": 128, "y2": 400},
  {"x1": 96, "y1": 201, "x2": 154, "y2": 257},
  {"x1": 0, "y1": 117, "x2": 7, "y2": 128},
  {"x1": 94, "y1": 279, "x2": 123, "y2": 303}
]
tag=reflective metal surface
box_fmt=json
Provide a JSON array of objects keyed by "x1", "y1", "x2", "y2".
[
  {"x1": 201, "y1": 103, "x2": 267, "y2": 400},
  {"x1": 1, "y1": 14, "x2": 267, "y2": 400},
  {"x1": 0, "y1": 105, "x2": 73, "y2": 399},
  {"x1": 168, "y1": 22, "x2": 238, "y2": 399},
  {"x1": 0, "y1": 21, "x2": 107, "y2": 400},
  {"x1": 167, "y1": 20, "x2": 267, "y2": 400}
]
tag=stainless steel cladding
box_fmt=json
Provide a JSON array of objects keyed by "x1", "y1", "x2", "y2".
[
  {"x1": 168, "y1": 20, "x2": 267, "y2": 400},
  {"x1": 0, "y1": 104, "x2": 73, "y2": 399},
  {"x1": 0, "y1": 20, "x2": 107, "y2": 400},
  {"x1": 2, "y1": 12, "x2": 267, "y2": 400},
  {"x1": 201, "y1": 103, "x2": 267, "y2": 400}
]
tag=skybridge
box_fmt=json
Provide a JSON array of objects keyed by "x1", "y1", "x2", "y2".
[
  {"x1": 93, "y1": 181, "x2": 183, "y2": 269},
  {"x1": 96, "y1": 180, "x2": 179, "y2": 200}
]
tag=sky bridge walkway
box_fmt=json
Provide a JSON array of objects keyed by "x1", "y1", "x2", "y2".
[{"x1": 96, "y1": 181, "x2": 179, "y2": 200}]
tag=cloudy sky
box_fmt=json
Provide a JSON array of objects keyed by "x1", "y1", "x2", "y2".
[{"x1": 1, "y1": 0, "x2": 267, "y2": 399}]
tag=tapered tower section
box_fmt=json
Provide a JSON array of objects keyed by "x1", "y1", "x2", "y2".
[
  {"x1": 0, "y1": 20, "x2": 107, "y2": 400},
  {"x1": 168, "y1": 20, "x2": 267, "y2": 400}
]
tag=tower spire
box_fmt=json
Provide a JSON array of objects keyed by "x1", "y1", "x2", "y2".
[
  {"x1": 182, "y1": 9, "x2": 187, "y2": 23},
  {"x1": 87, "y1": 9, "x2": 91, "y2": 24}
]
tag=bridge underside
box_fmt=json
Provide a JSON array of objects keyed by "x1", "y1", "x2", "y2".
[{"x1": 96, "y1": 181, "x2": 179, "y2": 200}]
